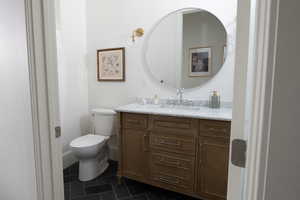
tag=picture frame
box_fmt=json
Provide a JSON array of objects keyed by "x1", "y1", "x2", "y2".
[
  {"x1": 188, "y1": 47, "x2": 212, "y2": 77},
  {"x1": 97, "y1": 47, "x2": 125, "y2": 81}
]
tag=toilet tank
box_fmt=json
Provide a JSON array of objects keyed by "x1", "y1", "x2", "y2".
[{"x1": 91, "y1": 108, "x2": 116, "y2": 136}]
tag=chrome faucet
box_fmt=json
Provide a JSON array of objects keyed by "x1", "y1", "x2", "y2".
[{"x1": 177, "y1": 88, "x2": 184, "y2": 104}]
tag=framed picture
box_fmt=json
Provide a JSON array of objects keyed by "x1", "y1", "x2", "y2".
[
  {"x1": 189, "y1": 47, "x2": 211, "y2": 77},
  {"x1": 97, "y1": 47, "x2": 125, "y2": 81}
]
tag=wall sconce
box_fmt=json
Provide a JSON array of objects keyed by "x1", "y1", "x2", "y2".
[{"x1": 132, "y1": 28, "x2": 144, "y2": 42}]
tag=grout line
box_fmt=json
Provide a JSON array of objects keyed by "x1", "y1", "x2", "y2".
[
  {"x1": 123, "y1": 179, "x2": 133, "y2": 198},
  {"x1": 111, "y1": 184, "x2": 119, "y2": 200},
  {"x1": 111, "y1": 189, "x2": 118, "y2": 200},
  {"x1": 145, "y1": 193, "x2": 150, "y2": 200},
  {"x1": 67, "y1": 183, "x2": 70, "y2": 200}
]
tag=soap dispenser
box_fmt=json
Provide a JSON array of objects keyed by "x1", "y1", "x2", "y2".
[
  {"x1": 209, "y1": 90, "x2": 221, "y2": 108},
  {"x1": 153, "y1": 94, "x2": 160, "y2": 105}
]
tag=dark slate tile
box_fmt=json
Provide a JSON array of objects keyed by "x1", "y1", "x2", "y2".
[
  {"x1": 64, "y1": 168, "x2": 71, "y2": 177},
  {"x1": 85, "y1": 184, "x2": 112, "y2": 194},
  {"x1": 132, "y1": 194, "x2": 148, "y2": 200},
  {"x1": 71, "y1": 194, "x2": 100, "y2": 200},
  {"x1": 163, "y1": 191, "x2": 199, "y2": 200},
  {"x1": 101, "y1": 166, "x2": 118, "y2": 177},
  {"x1": 84, "y1": 178, "x2": 101, "y2": 187},
  {"x1": 64, "y1": 190, "x2": 70, "y2": 200},
  {"x1": 64, "y1": 176, "x2": 78, "y2": 183},
  {"x1": 108, "y1": 176, "x2": 122, "y2": 186},
  {"x1": 64, "y1": 183, "x2": 70, "y2": 200},
  {"x1": 99, "y1": 191, "x2": 116, "y2": 200},
  {"x1": 113, "y1": 183, "x2": 130, "y2": 199},
  {"x1": 124, "y1": 178, "x2": 140, "y2": 186},
  {"x1": 63, "y1": 160, "x2": 200, "y2": 200},
  {"x1": 70, "y1": 181, "x2": 85, "y2": 198},
  {"x1": 127, "y1": 183, "x2": 149, "y2": 196},
  {"x1": 98, "y1": 175, "x2": 122, "y2": 186},
  {"x1": 120, "y1": 194, "x2": 149, "y2": 200},
  {"x1": 69, "y1": 162, "x2": 79, "y2": 175},
  {"x1": 98, "y1": 176, "x2": 114, "y2": 185},
  {"x1": 147, "y1": 191, "x2": 163, "y2": 200}
]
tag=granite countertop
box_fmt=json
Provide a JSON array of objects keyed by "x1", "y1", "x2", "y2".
[{"x1": 115, "y1": 103, "x2": 232, "y2": 121}]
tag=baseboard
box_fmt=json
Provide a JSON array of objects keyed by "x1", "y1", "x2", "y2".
[{"x1": 63, "y1": 150, "x2": 78, "y2": 169}]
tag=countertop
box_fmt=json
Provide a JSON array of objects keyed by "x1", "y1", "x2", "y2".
[{"x1": 115, "y1": 103, "x2": 232, "y2": 121}]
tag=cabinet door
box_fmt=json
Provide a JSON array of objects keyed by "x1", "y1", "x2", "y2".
[
  {"x1": 197, "y1": 137, "x2": 229, "y2": 200},
  {"x1": 121, "y1": 129, "x2": 148, "y2": 181}
]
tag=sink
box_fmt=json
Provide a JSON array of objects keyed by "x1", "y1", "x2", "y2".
[
  {"x1": 135, "y1": 103, "x2": 202, "y2": 111},
  {"x1": 159, "y1": 104, "x2": 201, "y2": 111},
  {"x1": 134, "y1": 97, "x2": 211, "y2": 112}
]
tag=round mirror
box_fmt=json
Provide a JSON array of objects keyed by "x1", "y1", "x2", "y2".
[{"x1": 145, "y1": 8, "x2": 227, "y2": 89}]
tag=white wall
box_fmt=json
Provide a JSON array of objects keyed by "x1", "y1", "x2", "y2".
[
  {"x1": 86, "y1": 0, "x2": 237, "y2": 110},
  {"x1": 0, "y1": 0, "x2": 37, "y2": 199},
  {"x1": 264, "y1": 1, "x2": 300, "y2": 199},
  {"x1": 56, "y1": 0, "x2": 89, "y2": 167}
]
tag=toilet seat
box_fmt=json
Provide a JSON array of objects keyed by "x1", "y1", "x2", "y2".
[{"x1": 70, "y1": 134, "x2": 108, "y2": 148}]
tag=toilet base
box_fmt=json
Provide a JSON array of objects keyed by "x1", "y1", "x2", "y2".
[{"x1": 78, "y1": 149, "x2": 109, "y2": 181}]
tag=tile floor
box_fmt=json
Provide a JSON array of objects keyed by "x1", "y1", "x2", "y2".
[{"x1": 63, "y1": 160, "x2": 200, "y2": 200}]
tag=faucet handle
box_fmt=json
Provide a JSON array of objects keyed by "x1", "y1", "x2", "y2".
[{"x1": 177, "y1": 88, "x2": 184, "y2": 95}]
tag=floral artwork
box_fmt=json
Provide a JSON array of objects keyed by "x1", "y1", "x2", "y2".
[{"x1": 97, "y1": 48, "x2": 125, "y2": 81}]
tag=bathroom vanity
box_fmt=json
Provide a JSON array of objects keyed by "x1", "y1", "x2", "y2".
[
  {"x1": 116, "y1": 104, "x2": 231, "y2": 200},
  {"x1": 115, "y1": 6, "x2": 233, "y2": 200}
]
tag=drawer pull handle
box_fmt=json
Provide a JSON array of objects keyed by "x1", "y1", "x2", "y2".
[
  {"x1": 159, "y1": 158, "x2": 180, "y2": 167},
  {"x1": 159, "y1": 139, "x2": 181, "y2": 146},
  {"x1": 158, "y1": 177, "x2": 179, "y2": 185},
  {"x1": 208, "y1": 127, "x2": 228, "y2": 132},
  {"x1": 143, "y1": 133, "x2": 149, "y2": 152},
  {"x1": 127, "y1": 119, "x2": 140, "y2": 124}
]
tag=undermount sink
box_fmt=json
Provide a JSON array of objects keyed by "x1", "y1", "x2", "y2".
[
  {"x1": 135, "y1": 102, "x2": 202, "y2": 111},
  {"x1": 159, "y1": 104, "x2": 201, "y2": 111},
  {"x1": 134, "y1": 97, "x2": 212, "y2": 111}
]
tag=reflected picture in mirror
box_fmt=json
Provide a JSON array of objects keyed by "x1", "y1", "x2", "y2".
[
  {"x1": 189, "y1": 47, "x2": 211, "y2": 77},
  {"x1": 145, "y1": 8, "x2": 227, "y2": 89}
]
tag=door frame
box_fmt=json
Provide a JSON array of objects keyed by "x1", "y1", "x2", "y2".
[
  {"x1": 25, "y1": 0, "x2": 64, "y2": 200},
  {"x1": 228, "y1": 0, "x2": 279, "y2": 199},
  {"x1": 25, "y1": 0, "x2": 280, "y2": 200},
  {"x1": 242, "y1": 0, "x2": 279, "y2": 199}
]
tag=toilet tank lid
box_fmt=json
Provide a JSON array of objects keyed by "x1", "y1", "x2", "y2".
[{"x1": 91, "y1": 108, "x2": 116, "y2": 115}]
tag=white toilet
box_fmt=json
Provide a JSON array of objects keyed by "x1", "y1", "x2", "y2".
[{"x1": 70, "y1": 108, "x2": 116, "y2": 181}]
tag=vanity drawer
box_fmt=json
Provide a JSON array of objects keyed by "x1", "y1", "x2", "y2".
[
  {"x1": 199, "y1": 120, "x2": 231, "y2": 138},
  {"x1": 150, "y1": 169, "x2": 194, "y2": 193},
  {"x1": 149, "y1": 132, "x2": 196, "y2": 155},
  {"x1": 122, "y1": 113, "x2": 148, "y2": 130},
  {"x1": 151, "y1": 152, "x2": 194, "y2": 171},
  {"x1": 150, "y1": 115, "x2": 198, "y2": 135}
]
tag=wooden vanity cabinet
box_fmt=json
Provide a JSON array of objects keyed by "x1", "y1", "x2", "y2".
[
  {"x1": 118, "y1": 113, "x2": 231, "y2": 200},
  {"x1": 196, "y1": 120, "x2": 231, "y2": 200},
  {"x1": 119, "y1": 113, "x2": 149, "y2": 183}
]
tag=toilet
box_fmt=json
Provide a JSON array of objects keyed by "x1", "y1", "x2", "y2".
[{"x1": 70, "y1": 108, "x2": 116, "y2": 181}]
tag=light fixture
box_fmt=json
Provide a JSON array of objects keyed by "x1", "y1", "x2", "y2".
[{"x1": 132, "y1": 28, "x2": 144, "y2": 42}]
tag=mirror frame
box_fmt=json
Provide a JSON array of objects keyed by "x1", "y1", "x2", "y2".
[{"x1": 142, "y1": 7, "x2": 232, "y2": 92}]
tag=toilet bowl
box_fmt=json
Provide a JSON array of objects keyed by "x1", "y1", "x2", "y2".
[{"x1": 70, "y1": 108, "x2": 116, "y2": 181}]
